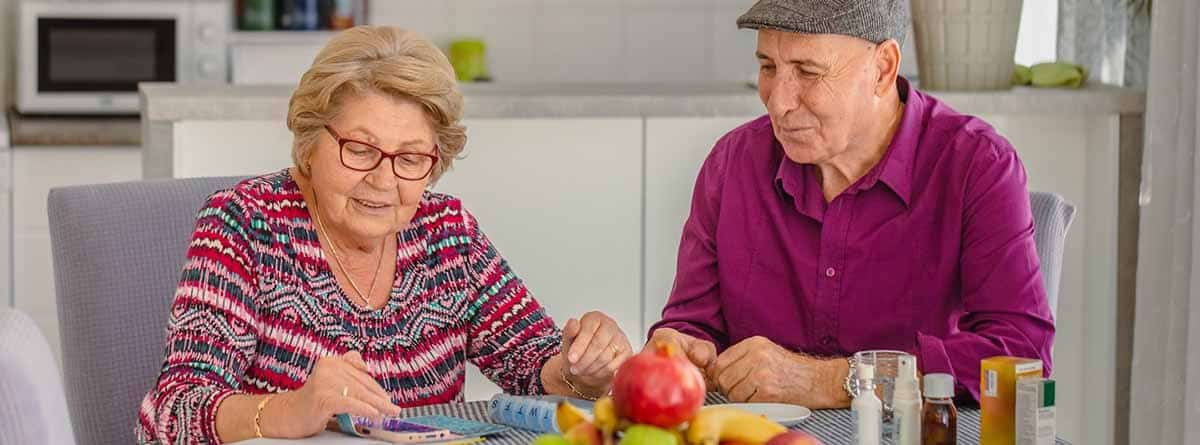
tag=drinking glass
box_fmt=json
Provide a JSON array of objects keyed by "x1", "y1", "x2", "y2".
[{"x1": 853, "y1": 349, "x2": 915, "y2": 439}]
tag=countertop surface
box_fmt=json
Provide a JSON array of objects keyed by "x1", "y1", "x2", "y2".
[
  {"x1": 7, "y1": 110, "x2": 140, "y2": 147},
  {"x1": 141, "y1": 81, "x2": 1147, "y2": 122}
]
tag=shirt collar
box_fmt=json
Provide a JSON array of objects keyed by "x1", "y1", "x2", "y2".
[
  {"x1": 773, "y1": 143, "x2": 826, "y2": 222},
  {"x1": 773, "y1": 76, "x2": 923, "y2": 208},
  {"x1": 866, "y1": 76, "x2": 923, "y2": 207}
]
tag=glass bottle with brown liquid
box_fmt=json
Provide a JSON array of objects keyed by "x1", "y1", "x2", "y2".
[{"x1": 922, "y1": 373, "x2": 957, "y2": 445}]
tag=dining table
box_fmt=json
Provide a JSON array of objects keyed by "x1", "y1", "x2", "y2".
[{"x1": 243, "y1": 394, "x2": 1069, "y2": 445}]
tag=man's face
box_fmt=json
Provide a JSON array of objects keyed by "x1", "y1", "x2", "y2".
[{"x1": 756, "y1": 29, "x2": 881, "y2": 164}]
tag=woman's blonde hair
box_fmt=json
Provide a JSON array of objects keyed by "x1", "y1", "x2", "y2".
[{"x1": 287, "y1": 26, "x2": 465, "y2": 181}]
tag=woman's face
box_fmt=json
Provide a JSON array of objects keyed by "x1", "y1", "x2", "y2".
[{"x1": 306, "y1": 91, "x2": 437, "y2": 243}]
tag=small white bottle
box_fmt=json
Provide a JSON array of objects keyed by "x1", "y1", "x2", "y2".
[
  {"x1": 893, "y1": 356, "x2": 922, "y2": 445},
  {"x1": 853, "y1": 363, "x2": 882, "y2": 445}
]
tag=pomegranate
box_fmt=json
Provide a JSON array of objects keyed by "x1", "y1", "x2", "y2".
[
  {"x1": 612, "y1": 341, "x2": 706, "y2": 428},
  {"x1": 766, "y1": 431, "x2": 822, "y2": 445}
]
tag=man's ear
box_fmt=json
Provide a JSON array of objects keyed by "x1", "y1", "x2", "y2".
[{"x1": 873, "y1": 39, "x2": 902, "y2": 97}]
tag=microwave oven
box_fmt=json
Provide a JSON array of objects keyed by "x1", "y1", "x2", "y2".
[{"x1": 17, "y1": 0, "x2": 228, "y2": 115}]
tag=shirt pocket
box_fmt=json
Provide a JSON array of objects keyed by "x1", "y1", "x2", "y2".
[{"x1": 735, "y1": 213, "x2": 818, "y2": 349}]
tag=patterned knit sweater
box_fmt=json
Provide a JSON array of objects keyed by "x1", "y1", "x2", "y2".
[{"x1": 135, "y1": 170, "x2": 562, "y2": 444}]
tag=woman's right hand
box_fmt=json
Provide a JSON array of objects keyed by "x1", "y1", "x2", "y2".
[{"x1": 265, "y1": 351, "x2": 403, "y2": 439}]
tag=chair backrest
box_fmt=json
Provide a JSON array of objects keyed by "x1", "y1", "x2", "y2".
[
  {"x1": 1029, "y1": 191, "x2": 1076, "y2": 319},
  {"x1": 0, "y1": 307, "x2": 77, "y2": 445},
  {"x1": 47, "y1": 176, "x2": 245, "y2": 445}
]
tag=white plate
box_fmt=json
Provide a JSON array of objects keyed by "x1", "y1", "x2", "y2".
[{"x1": 721, "y1": 403, "x2": 813, "y2": 425}]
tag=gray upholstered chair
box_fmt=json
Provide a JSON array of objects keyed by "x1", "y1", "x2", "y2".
[
  {"x1": 0, "y1": 307, "x2": 77, "y2": 445},
  {"x1": 48, "y1": 177, "x2": 244, "y2": 445},
  {"x1": 1029, "y1": 191, "x2": 1076, "y2": 319}
]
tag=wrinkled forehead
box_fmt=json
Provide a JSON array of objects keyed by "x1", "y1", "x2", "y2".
[{"x1": 755, "y1": 29, "x2": 874, "y2": 61}]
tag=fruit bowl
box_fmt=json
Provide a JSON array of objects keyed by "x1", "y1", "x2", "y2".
[{"x1": 532, "y1": 343, "x2": 821, "y2": 445}]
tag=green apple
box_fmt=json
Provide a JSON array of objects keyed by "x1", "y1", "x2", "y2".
[
  {"x1": 621, "y1": 425, "x2": 679, "y2": 445},
  {"x1": 533, "y1": 434, "x2": 572, "y2": 445}
]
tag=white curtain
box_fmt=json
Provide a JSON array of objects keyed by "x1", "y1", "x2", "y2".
[
  {"x1": 1057, "y1": 0, "x2": 1151, "y2": 86},
  {"x1": 1130, "y1": 0, "x2": 1200, "y2": 443}
]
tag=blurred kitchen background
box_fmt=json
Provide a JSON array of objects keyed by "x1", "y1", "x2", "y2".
[{"x1": 0, "y1": 1, "x2": 1172, "y2": 445}]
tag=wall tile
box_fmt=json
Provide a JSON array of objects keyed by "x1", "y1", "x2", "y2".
[
  {"x1": 709, "y1": 6, "x2": 758, "y2": 83},
  {"x1": 450, "y1": 0, "x2": 538, "y2": 82},
  {"x1": 624, "y1": 9, "x2": 711, "y2": 82},
  {"x1": 542, "y1": 0, "x2": 620, "y2": 6},
  {"x1": 369, "y1": 1, "x2": 455, "y2": 47},
  {"x1": 322, "y1": 0, "x2": 964, "y2": 84},
  {"x1": 624, "y1": 0, "x2": 715, "y2": 11},
  {"x1": 532, "y1": 4, "x2": 627, "y2": 82}
]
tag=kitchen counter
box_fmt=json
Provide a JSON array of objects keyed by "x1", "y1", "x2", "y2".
[
  {"x1": 140, "y1": 81, "x2": 1146, "y2": 122},
  {"x1": 7, "y1": 111, "x2": 140, "y2": 146}
]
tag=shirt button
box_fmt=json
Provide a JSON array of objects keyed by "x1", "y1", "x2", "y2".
[
  {"x1": 825, "y1": 267, "x2": 837, "y2": 277},
  {"x1": 821, "y1": 336, "x2": 834, "y2": 345}
]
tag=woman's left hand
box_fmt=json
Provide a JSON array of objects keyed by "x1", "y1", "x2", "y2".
[{"x1": 560, "y1": 311, "x2": 633, "y2": 394}]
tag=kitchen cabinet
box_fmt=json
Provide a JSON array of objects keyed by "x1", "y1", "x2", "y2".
[
  {"x1": 642, "y1": 117, "x2": 757, "y2": 332},
  {"x1": 11, "y1": 146, "x2": 143, "y2": 359},
  {"x1": 171, "y1": 119, "x2": 292, "y2": 177},
  {"x1": 436, "y1": 118, "x2": 643, "y2": 400}
]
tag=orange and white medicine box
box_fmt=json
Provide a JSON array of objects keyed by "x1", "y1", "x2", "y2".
[{"x1": 980, "y1": 356, "x2": 1043, "y2": 445}]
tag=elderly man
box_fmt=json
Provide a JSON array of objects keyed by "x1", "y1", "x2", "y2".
[{"x1": 647, "y1": 0, "x2": 1054, "y2": 408}]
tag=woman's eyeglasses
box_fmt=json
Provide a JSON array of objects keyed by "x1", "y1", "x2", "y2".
[{"x1": 324, "y1": 125, "x2": 439, "y2": 180}]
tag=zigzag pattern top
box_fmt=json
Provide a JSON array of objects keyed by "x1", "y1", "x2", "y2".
[{"x1": 135, "y1": 170, "x2": 562, "y2": 444}]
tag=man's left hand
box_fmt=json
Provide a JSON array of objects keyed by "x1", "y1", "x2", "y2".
[{"x1": 708, "y1": 336, "x2": 849, "y2": 408}]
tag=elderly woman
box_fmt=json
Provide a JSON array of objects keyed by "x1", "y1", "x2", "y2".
[
  {"x1": 135, "y1": 26, "x2": 632, "y2": 444},
  {"x1": 649, "y1": 0, "x2": 1054, "y2": 408}
]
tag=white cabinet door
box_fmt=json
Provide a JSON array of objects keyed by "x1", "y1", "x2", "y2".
[
  {"x1": 435, "y1": 118, "x2": 643, "y2": 400},
  {"x1": 642, "y1": 117, "x2": 756, "y2": 334},
  {"x1": 12, "y1": 146, "x2": 143, "y2": 360},
  {"x1": 172, "y1": 120, "x2": 293, "y2": 178}
]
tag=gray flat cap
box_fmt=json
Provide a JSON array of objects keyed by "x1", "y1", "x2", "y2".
[{"x1": 737, "y1": 0, "x2": 910, "y2": 46}]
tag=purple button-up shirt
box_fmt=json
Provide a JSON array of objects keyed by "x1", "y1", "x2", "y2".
[{"x1": 650, "y1": 79, "x2": 1054, "y2": 401}]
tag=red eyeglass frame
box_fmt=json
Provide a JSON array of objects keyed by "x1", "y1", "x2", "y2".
[{"x1": 324, "y1": 125, "x2": 439, "y2": 180}]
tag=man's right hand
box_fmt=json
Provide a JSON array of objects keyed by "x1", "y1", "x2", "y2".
[{"x1": 646, "y1": 328, "x2": 718, "y2": 390}]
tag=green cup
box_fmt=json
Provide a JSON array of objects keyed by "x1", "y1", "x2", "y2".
[{"x1": 448, "y1": 39, "x2": 488, "y2": 82}]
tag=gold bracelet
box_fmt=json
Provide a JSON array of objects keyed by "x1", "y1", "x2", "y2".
[
  {"x1": 254, "y1": 394, "x2": 277, "y2": 438},
  {"x1": 559, "y1": 366, "x2": 605, "y2": 401}
]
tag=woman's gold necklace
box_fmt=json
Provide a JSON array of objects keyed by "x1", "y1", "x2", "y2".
[{"x1": 311, "y1": 194, "x2": 387, "y2": 308}]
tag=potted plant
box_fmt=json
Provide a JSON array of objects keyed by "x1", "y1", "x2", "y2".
[{"x1": 911, "y1": 0, "x2": 1024, "y2": 90}]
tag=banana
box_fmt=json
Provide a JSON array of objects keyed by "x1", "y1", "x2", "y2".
[
  {"x1": 556, "y1": 401, "x2": 593, "y2": 433},
  {"x1": 685, "y1": 406, "x2": 787, "y2": 445},
  {"x1": 593, "y1": 397, "x2": 618, "y2": 433},
  {"x1": 669, "y1": 428, "x2": 687, "y2": 445},
  {"x1": 592, "y1": 396, "x2": 618, "y2": 445}
]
